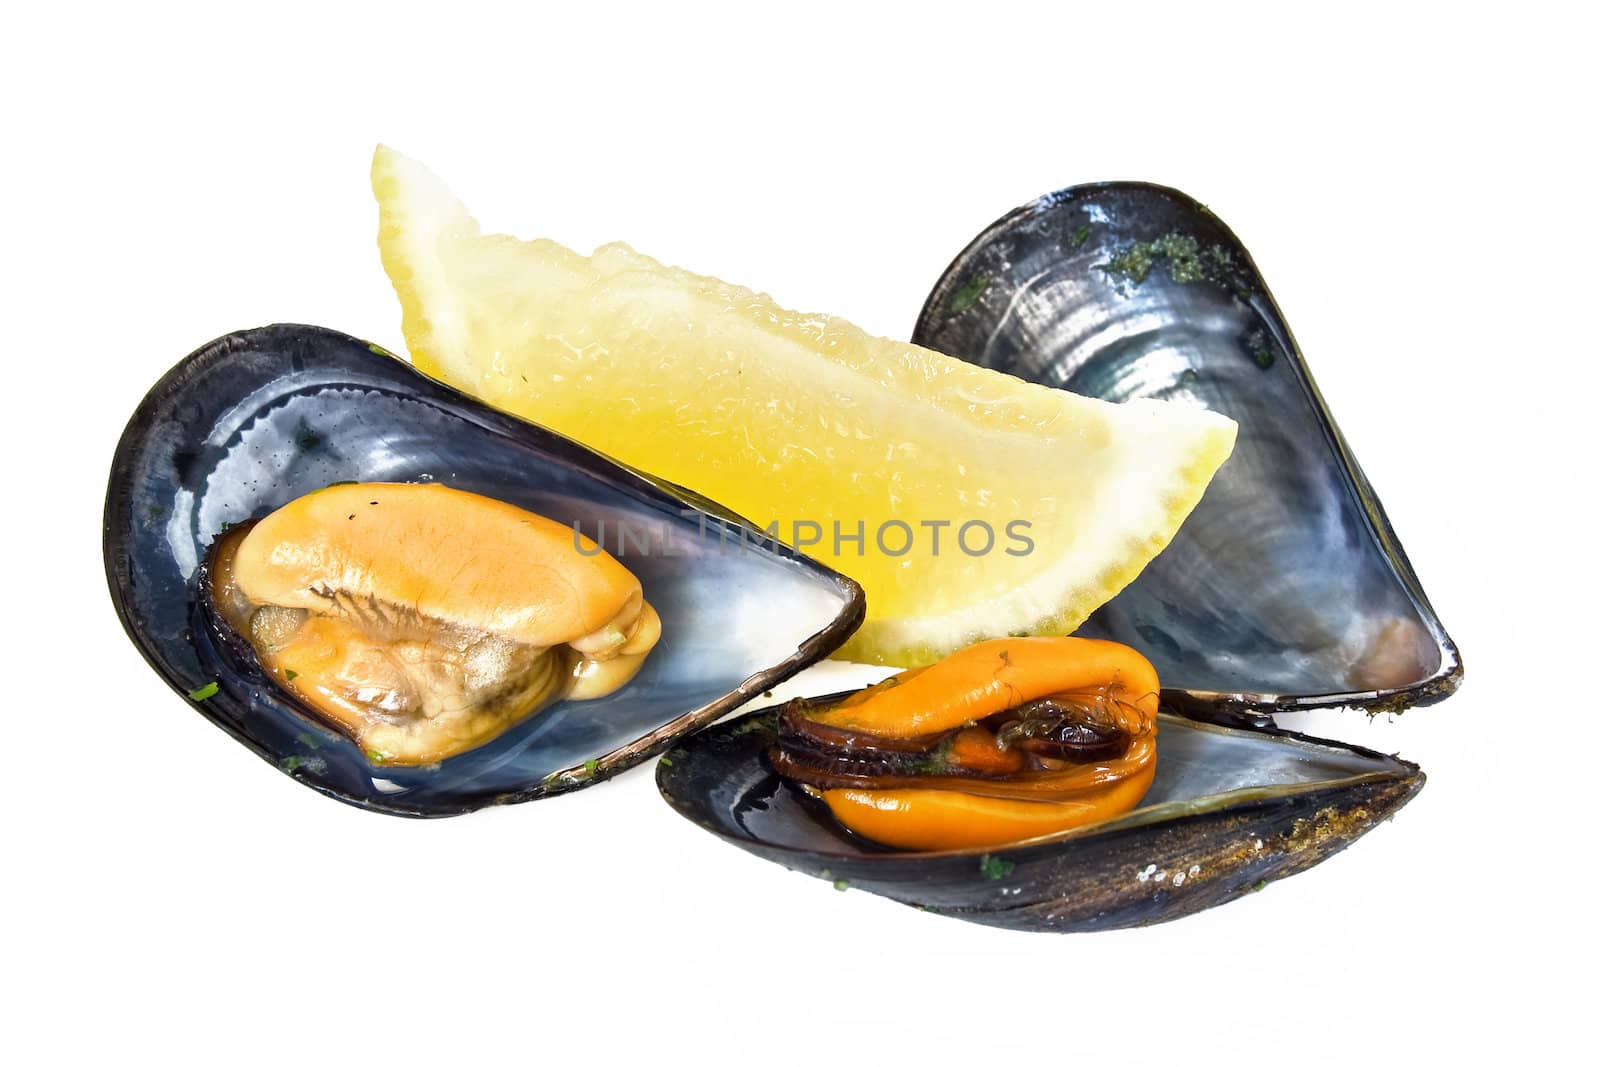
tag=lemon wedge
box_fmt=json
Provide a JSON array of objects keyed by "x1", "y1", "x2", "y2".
[{"x1": 373, "y1": 145, "x2": 1237, "y2": 666}]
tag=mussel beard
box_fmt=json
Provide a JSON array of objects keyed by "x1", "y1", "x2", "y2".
[{"x1": 771, "y1": 685, "x2": 1152, "y2": 802}]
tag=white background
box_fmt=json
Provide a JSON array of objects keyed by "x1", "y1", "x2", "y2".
[{"x1": 5, "y1": 3, "x2": 1593, "y2": 1064}]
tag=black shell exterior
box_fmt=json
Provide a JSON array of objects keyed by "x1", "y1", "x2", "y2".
[
  {"x1": 105, "y1": 325, "x2": 864, "y2": 816},
  {"x1": 914, "y1": 184, "x2": 1461, "y2": 717}
]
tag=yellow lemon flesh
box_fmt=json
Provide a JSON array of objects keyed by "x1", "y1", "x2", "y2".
[{"x1": 372, "y1": 145, "x2": 1237, "y2": 666}]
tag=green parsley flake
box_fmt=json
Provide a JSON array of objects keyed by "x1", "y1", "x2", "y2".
[
  {"x1": 910, "y1": 735, "x2": 955, "y2": 775},
  {"x1": 1103, "y1": 232, "x2": 1237, "y2": 287},
  {"x1": 833, "y1": 879, "x2": 850, "y2": 892},
  {"x1": 1071, "y1": 224, "x2": 1091, "y2": 246},
  {"x1": 366, "y1": 748, "x2": 389, "y2": 764},
  {"x1": 187, "y1": 681, "x2": 220, "y2": 701},
  {"x1": 583, "y1": 758, "x2": 600, "y2": 776},
  {"x1": 1246, "y1": 328, "x2": 1276, "y2": 369},
  {"x1": 729, "y1": 716, "x2": 775, "y2": 739},
  {"x1": 280, "y1": 755, "x2": 305, "y2": 774},
  {"x1": 948, "y1": 274, "x2": 990, "y2": 314},
  {"x1": 284, "y1": 669, "x2": 299, "y2": 682},
  {"x1": 979, "y1": 853, "x2": 1016, "y2": 880}
]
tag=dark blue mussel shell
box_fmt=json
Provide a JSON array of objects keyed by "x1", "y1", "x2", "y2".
[
  {"x1": 914, "y1": 184, "x2": 1460, "y2": 718},
  {"x1": 104, "y1": 324, "x2": 863, "y2": 816},
  {"x1": 657, "y1": 699, "x2": 1421, "y2": 933}
]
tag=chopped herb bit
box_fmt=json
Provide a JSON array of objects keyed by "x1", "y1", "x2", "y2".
[
  {"x1": 657, "y1": 755, "x2": 673, "y2": 767},
  {"x1": 819, "y1": 868, "x2": 832, "y2": 880},
  {"x1": 832, "y1": 878, "x2": 850, "y2": 892},
  {"x1": 1104, "y1": 244, "x2": 1156, "y2": 284},
  {"x1": 1252, "y1": 879, "x2": 1269, "y2": 892},
  {"x1": 1152, "y1": 237, "x2": 1202, "y2": 279},
  {"x1": 583, "y1": 758, "x2": 600, "y2": 775},
  {"x1": 187, "y1": 681, "x2": 220, "y2": 701},
  {"x1": 366, "y1": 748, "x2": 388, "y2": 764},
  {"x1": 1103, "y1": 232, "x2": 1239, "y2": 287},
  {"x1": 283, "y1": 669, "x2": 299, "y2": 682},
  {"x1": 948, "y1": 274, "x2": 990, "y2": 314},
  {"x1": 979, "y1": 853, "x2": 1016, "y2": 880},
  {"x1": 729, "y1": 716, "x2": 775, "y2": 739},
  {"x1": 220, "y1": 520, "x2": 233, "y2": 530},
  {"x1": 910, "y1": 735, "x2": 956, "y2": 775},
  {"x1": 1071, "y1": 223, "x2": 1091, "y2": 246},
  {"x1": 295, "y1": 731, "x2": 321, "y2": 749},
  {"x1": 762, "y1": 690, "x2": 774, "y2": 699},
  {"x1": 280, "y1": 754, "x2": 305, "y2": 774},
  {"x1": 1178, "y1": 368, "x2": 1201, "y2": 387},
  {"x1": 367, "y1": 342, "x2": 396, "y2": 358},
  {"x1": 1246, "y1": 328, "x2": 1275, "y2": 369}
]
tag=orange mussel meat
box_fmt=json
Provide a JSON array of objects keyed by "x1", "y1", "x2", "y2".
[{"x1": 771, "y1": 636, "x2": 1159, "y2": 850}]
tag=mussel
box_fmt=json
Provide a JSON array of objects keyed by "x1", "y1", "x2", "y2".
[
  {"x1": 658, "y1": 702, "x2": 1422, "y2": 932},
  {"x1": 203, "y1": 482, "x2": 662, "y2": 765},
  {"x1": 770, "y1": 638, "x2": 1159, "y2": 850},
  {"x1": 104, "y1": 324, "x2": 864, "y2": 815},
  {"x1": 913, "y1": 183, "x2": 1461, "y2": 718}
]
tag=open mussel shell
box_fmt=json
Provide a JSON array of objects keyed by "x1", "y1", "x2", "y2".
[
  {"x1": 104, "y1": 324, "x2": 864, "y2": 816},
  {"x1": 657, "y1": 694, "x2": 1422, "y2": 932},
  {"x1": 914, "y1": 185, "x2": 1460, "y2": 718}
]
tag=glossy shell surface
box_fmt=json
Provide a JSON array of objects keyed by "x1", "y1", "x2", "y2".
[
  {"x1": 914, "y1": 184, "x2": 1460, "y2": 715},
  {"x1": 658, "y1": 696, "x2": 1422, "y2": 932},
  {"x1": 105, "y1": 324, "x2": 864, "y2": 816}
]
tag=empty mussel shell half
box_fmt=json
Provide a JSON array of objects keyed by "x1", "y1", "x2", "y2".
[
  {"x1": 104, "y1": 324, "x2": 864, "y2": 816},
  {"x1": 656, "y1": 694, "x2": 1422, "y2": 932},
  {"x1": 914, "y1": 184, "x2": 1461, "y2": 717}
]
